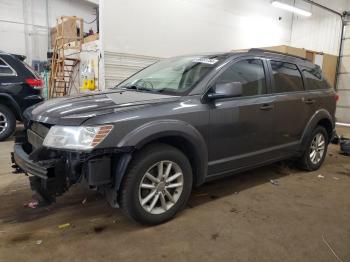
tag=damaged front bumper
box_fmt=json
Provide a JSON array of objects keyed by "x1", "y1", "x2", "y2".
[
  {"x1": 12, "y1": 144, "x2": 49, "y2": 179},
  {"x1": 11, "y1": 131, "x2": 132, "y2": 207}
]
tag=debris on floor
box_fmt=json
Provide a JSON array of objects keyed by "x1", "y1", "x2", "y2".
[
  {"x1": 23, "y1": 200, "x2": 39, "y2": 209},
  {"x1": 340, "y1": 138, "x2": 350, "y2": 155},
  {"x1": 93, "y1": 225, "x2": 107, "y2": 234},
  {"x1": 211, "y1": 233, "x2": 219, "y2": 240},
  {"x1": 333, "y1": 177, "x2": 340, "y2": 180},
  {"x1": 58, "y1": 223, "x2": 71, "y2": 229},
  {"x1": 36, "y1": 240, "x2": 43, "y2": 245},
  {"x1": 270, "y1": 179, "x2": 279, "y2": 186},
  {"x1": 317, "y1": 174, "x2": 325, "y2": 179},
  {"x1": 230, "y1": 207, "x2": 239, "y2": 213},
  {"x1": 82, "y1": 198, "x2": 87, "y2": 205},
  {"x1": 322, "y1": 234, "x2": 344, "y2": 262}
]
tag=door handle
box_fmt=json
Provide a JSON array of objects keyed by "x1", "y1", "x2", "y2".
[
  {"x1": 260, "y1": 103, "x2": 274, "y2": 111},
  {"x1": 302, "y1": 98, "x2": 315, "y2": 105}
]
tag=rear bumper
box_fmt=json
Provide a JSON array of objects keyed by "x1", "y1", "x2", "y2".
[{"x1": 11, "y1": 144, "x2": 48, "y2": 179}]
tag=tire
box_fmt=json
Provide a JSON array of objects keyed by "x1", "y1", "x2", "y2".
[
  {"x1": 120, "y1": 143, "x2": 193, "y2": 225},
  {"x1": 298, "y1": 126, "x2": 329, "y2": 171},
  {"x1": 0, "y1": 105, "x2": 16, "y2": 141}
]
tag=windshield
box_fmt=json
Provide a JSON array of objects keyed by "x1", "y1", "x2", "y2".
[{"x1": 117, "y1": 55, "x2": 228, "y2": 95}]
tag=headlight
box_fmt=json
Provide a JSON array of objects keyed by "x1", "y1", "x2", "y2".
[{"x1": 43, "y1": 125, "x2": 113, "y2": 151}]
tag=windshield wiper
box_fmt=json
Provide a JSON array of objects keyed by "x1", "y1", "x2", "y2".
[{"x1": 119, "y1": 84, "x2": 153, "y2": 92}]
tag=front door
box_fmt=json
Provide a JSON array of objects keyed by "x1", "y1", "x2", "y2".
[{"x1": 208, "y1": 57, "x2": 276, "y2": 176}]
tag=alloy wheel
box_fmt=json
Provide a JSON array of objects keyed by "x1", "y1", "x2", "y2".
[
  {"x1": 0, "y1": 112, "x2": 8, "y2": 135},
  {"x1": 138, "y1": 160, "x2": 184, "y2": 215},
  {"x1": 309, "y1": 133, "x2": 326, "y2": 165}
]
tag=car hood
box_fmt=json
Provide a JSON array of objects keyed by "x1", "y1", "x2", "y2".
[{"x1": 24, "y1": 90, "x2": 179, "y2": 125}]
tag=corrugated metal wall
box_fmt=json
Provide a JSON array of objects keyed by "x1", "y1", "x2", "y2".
[
  {"x1": 290, "y1": 4, "x2": 342, "y2": 55},
  {"x1": 336, "y1": 22, "x2": 350, "y2": 124},
  {"x1": 104, "y1": 52, "x2": 159, "y2": 89}
]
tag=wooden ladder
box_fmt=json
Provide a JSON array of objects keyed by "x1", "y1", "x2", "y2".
[{"x1": 49, "y1": 16, "x2": 83, "y2": 98}]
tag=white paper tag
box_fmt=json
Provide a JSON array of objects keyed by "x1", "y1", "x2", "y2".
[{"x1": 192, "y1": 58, "x2": 218, "y2": 65}]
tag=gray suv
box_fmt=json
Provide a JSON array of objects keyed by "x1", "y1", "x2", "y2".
[{"x1": 12, "y1": 49, "x2": 337, "y2": 225}]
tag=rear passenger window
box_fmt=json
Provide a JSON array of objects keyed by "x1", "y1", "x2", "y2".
[
  {"x1": 301, "y1": 67, "x2": 329, "y2": 90},
  {"x1": 216, "y1": 59, "x2": 267, "y2": 97},
  {"x1": 270, "y1": 61, "x2": 304, "y2": 93},
  {"x1": 0, "y1": 58, "x2": 15, "y2": 75}
]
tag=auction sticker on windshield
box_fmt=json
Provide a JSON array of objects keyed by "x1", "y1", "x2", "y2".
[{"x1": 192, "y1": 58, "x2": 219, "y2": 65}]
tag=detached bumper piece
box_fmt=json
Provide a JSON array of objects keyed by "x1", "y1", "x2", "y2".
[
  {"x1": 12, "y1": 143, "x2": 68, "y2": 203},
  {"x1": 12, "y1": 144, "x2": 48, "y2": 179}
]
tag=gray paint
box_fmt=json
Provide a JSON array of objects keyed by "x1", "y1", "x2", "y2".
[{"x1": 21, "y1": 50, "x2": 336, "y2": 187}]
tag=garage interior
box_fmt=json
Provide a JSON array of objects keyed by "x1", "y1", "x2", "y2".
[{"x1": 0, "y1": 0, "x2": 350, "y2": 261}]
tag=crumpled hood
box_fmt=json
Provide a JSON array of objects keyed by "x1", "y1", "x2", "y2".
[{"x1": 24, "y1": 90, "x2": 179, "y2": 125}]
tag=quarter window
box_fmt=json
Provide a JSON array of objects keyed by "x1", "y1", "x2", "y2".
[
  {"x1": 0, "y1": 58, "x2": 15, "y2": 76},
  {"x1": 301, "y1": 67, "x2": 329, "y2": 90},
  {"x1": 270, "y1": 61, "x2": 304, "y2": 93},
  {"x1": 215, "y1": 59, "x2": 267, "y2": 97}
]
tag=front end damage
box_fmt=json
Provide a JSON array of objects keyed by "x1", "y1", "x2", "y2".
[{"x1": 11, "y1": 122, "x2": 132, "y2": 207}]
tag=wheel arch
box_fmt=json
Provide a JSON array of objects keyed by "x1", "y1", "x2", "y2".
[
  {"x1": 301, "y1": 109, "x2": 334, "y2": 151},
  {"x1": 116, "y1": 120, "x2": 208, "y2": 187},
  {"x1": 0, "y1": 94, "x2": 22, "y2": 120}
]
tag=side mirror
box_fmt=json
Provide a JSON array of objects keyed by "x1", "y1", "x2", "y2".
[{"x1": 207, "y1": 82, "x2": 242, "y2": 100}]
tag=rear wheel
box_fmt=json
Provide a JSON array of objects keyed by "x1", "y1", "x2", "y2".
[
  {"x1": 0, "y1": 105, "x2": 16, "y2": 141},
  {"x1": 120, "y1": 144, "x2": 193, "y2": 225},
  {"x1": 299, "y1": 126, "x2": 329, "y2": 171}
]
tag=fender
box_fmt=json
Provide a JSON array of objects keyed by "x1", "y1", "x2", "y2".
[
  {"x1": 0, "y1": 93, "x2": 22, "y2": 120},
  {"x1": 300, "y1": 109, "x2": 334, "y2": 151},
  {"x1": 117, "y1": 119, "x2": 208, "y2": 186}
]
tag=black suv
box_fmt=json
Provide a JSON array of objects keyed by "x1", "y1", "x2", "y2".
[
  {"x1": 12, "y1": 49, "x2": 336, "y2": 225},
  {"x1": 0, "y1": 52, "x2": 44, "y2": 140}
]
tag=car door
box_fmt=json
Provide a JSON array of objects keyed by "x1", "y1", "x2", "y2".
[
  {"x1": 267, "y1": 60, "x2": 315, "y2": 153},
  {"x1": 207, "y1": 57, "x2": 276, "y2": 176}
]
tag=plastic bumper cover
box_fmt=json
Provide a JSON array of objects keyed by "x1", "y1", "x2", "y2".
[{"x1": 11, "y1": 144, "x2": 48, "y2": 179}]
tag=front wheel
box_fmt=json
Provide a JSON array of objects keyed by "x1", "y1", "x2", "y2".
[
  {"x1": 298, "y1": 126, "x2": 329, "y2": 171},
  {"x1": 0, "y1": 105, "x2": 16, "y2": 141},
  {"x1": 120, "y1": 144, "x2": 193, "y2": 225}
]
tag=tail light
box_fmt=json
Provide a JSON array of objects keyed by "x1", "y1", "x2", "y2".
[
  {"x1": 335, "y1": 93, "x2": 339, "y2": 102},
  {"x1": 26, "y1": 78, "x2": 44, "y2": 89}
]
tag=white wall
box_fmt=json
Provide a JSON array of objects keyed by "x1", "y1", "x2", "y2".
[
  {"x1": 0, "y1": 0, "x2": 98, "y2": 63},
  {"x1": 102, "y1": 0, "x2": 293, "y2": 58},
  {"x1": 101, "y1": 0, "x2": 294, "y2": 88},
  {"x1": 290, "y1": 0, "x2": 348, "y2": 55}
]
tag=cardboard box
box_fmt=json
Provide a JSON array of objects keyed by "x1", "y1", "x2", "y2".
[{"x1": 51, "y1": 17, "x2": 78, "y2": 48}]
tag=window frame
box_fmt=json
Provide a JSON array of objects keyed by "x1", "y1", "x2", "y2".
[
  {"x1": 299, "y1": 65, "x2": 330, "y2": 91},
  {"x1": 203, "y1": 56, "x2": 272, "y2": 100},
  {"x1": 0, "y1": 57, "x2": 17, "y2": 77},
  {"x1": 267, "y1": 59, "x2": 306, "y2": 94}
]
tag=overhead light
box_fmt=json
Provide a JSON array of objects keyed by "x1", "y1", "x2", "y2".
[{"x1": 271, "y1": 1, "x2": 312, "y2": 17}]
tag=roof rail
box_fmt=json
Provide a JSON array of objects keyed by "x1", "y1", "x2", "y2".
[{"x1": 248, "y1": 48, "x2": 307, "y2": 61}]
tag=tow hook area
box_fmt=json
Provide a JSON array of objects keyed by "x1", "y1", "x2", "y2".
[{"x1": 12, "y1": 140, "x2": 134, "y2": 207}]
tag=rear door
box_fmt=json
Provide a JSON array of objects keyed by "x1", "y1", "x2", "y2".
[
  {"x1": 208, "y1": 57, "x2": 276, "y2": 175},
  {"x1": 300, "y1": 66, "x2": 336, "y2": 119},
  {"x1": 267, "y1": 60, "x2": 315, "y2": 153}
]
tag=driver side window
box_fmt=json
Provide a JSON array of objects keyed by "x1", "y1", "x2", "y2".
[{"x1": 215, "y1": 59, "x2": 267, "y2": 97}]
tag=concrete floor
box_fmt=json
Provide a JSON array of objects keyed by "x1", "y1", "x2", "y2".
[{"x1": 0, "y1": 127, "x2": 349, "y2": 262}]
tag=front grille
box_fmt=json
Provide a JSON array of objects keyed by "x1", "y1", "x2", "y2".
[
  {"x1": 31, "y1": 122, "x2": 50, "y2": 138},
  {"x1": 27, "y1": 122, "x2": 51, "y2": 149}
]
